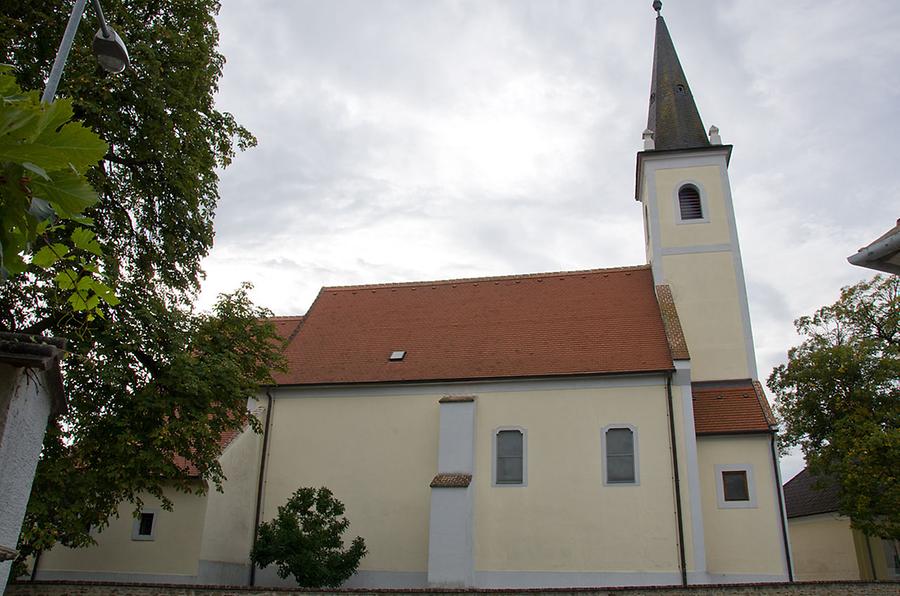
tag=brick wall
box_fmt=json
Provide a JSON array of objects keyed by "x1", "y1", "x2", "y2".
[{"x1": 6, "y1": 580, "x2": 899, "y2": 596}]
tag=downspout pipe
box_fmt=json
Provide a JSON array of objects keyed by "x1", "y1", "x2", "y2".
[
  {"x1": 769, "y1": 434, "x2": 794, "y2": 582},
  {"x1": 249, "y1": 389, "x2": 274, "y2": 586},
  {"x1": 666, "y1": 373, "x2": 688, "y2": 586}
]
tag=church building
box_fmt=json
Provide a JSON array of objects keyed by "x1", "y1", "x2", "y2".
[{"x1": 35, "y1": 4, "x2": 793, "y2": 588}]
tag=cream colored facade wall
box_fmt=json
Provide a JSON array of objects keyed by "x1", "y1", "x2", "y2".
[
  {"x1": 641, "y1": 155, "x2": 756, "y2": 382},
  {"x1": 473, "y1": 383, "x2": 679, "y2": 573},
  {"x1": 199, "y1": 422, "x2": 263, "y2": 567},
  {"x1": 654, "y1": 165, "x2": 731, "y2": 249},
  {"x1": 660, "y1": 252, "x2": 750, "y2": 381},
  {"x1": 268, "y1": 380, "x2": 688, "y2": 576},
  {"x1": 263, "y1": 391, "x2": 439, "y2": 573},
  {"x1": 788, "y1": 514, "x2": 861, "y2": 581},
  {"x1": 40, "y1": 486, "x2": 208, "y2": 578},
  {"x1": 697, "y1": 435, "x2": 785, "y2": 576}
]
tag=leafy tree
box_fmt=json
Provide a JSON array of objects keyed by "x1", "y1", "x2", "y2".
[
  {"x1": 0, "y1": 66, "x2": 117, "y2": 315},
  {"x1": 0, "y1": 0, "x2": 278, "y2": 569},
  {"x1": 251, "y1": 487, "x2": 368, "y2": 588},
  {"x1": 769, "y1": 274, "x2": 899, "y2": 539}
]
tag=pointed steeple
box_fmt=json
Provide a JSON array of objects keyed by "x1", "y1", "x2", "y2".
[{"x1": 646, "y1": 3, "x2": 709, "y2": 151}]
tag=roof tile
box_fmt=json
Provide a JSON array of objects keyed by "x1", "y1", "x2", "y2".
[
  {"x1": 273, "y1": 266, "x2": 674, "y2": 385},
  {"x1": 693, "y1": 381, "x2": 774, "y2": 435},
  {"x1": 783, "y1": 467, "x2": 841, "y2": 518}
]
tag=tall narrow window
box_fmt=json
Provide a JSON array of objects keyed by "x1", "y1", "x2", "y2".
[
  {"x1": 678, "y1": 184, "x2": 703, "y2": 220},
  {"x1": 495, "y1": 429, "x2": 524, "y2": 485},
  {"x1": 604, "y1": 427, "x2": 636, "y2": 484}
]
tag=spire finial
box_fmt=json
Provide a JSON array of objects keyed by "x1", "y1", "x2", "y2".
[{"x1": 652, "y1": 1, "x2": 662, "y2": 15}]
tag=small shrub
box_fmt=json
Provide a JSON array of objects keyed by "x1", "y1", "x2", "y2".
[{"x1": 251, "y1": 486, "x2": 367, "y2": 588}]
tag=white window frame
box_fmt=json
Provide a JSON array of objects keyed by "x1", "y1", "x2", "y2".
[
  {"x1": 131, "y1": 508, "x2": 159, "y2": 541},
  {"x1": 673, "y1": 181, "x2": 710, "y2": 225},
  {"x1": 715, "y1": 464, "x2": 757, "y2": 509},
  {"x1": 492, "y1": 426, "x2": 527, "y2": 487},
  {"x1": 601, "y1": 424, "x2": 640, "y2": 486}
]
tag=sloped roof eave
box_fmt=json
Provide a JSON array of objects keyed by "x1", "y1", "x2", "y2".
[{"x1": 267, "y1": 367, "x2": 676, "y2": 390}]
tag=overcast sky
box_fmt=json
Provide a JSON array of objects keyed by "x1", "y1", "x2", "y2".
[{"x1": 201, "y1": 1, "x2": 900, "y2": 481}]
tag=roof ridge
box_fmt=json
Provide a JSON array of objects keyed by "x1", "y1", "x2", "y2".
[
  {"x1": 655, "y1": 284, "x2": 690, "y2": 361},
  {"x1": 752, "y1": 380, "x2": 777, "y2": 428},
  {"x1": 267, "y1": 315, "x2": 305, "y2": 321},
  {"x1": 322, "y1": 264, "x2": 651, "y2": 292}
]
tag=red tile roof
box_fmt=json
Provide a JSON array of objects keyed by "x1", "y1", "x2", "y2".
[
  {"x1": 430, "y1": 473, "x2": 472, "y2": 488},
  {"x1": 692, "y1": 380, "x2": 775, "y2": 435},
  {"x1": 273, "y1": 266, "x2": 675, "y2": 385},
  {"x1": 269, "y1": 315, "x2": 304, "y2": 343},
  {"x1": 173, "y1": 427, "x2": 243, "y2": 478}
]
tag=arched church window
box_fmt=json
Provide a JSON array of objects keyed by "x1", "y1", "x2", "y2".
[{"x1": 678, "y1": 184, "x2": 703, "y2": 220}]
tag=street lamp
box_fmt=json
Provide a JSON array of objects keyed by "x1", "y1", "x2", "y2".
[{"x1": 41, "y1": 0, "x2": 129, "y2": 103}]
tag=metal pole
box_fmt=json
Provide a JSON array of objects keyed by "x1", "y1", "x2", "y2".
[
  {"x1": 41, "y1": 0, "x2": 90, "y2": 103},
  {"x1": 91, "y1": 0, "x2": 111, "y2": 38}
]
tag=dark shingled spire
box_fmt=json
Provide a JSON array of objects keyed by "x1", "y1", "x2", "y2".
[{"x1": 647, "y1": 8, "x2": 709, "y2": 151}]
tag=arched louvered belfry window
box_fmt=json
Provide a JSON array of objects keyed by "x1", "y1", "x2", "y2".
[{"x1": 678, "y1": 184, "x2": 704, "y2": 220}]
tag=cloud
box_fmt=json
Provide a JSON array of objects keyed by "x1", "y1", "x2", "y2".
[{"x1": 204, "y1": 2, "x2": 900, "y2": 480}]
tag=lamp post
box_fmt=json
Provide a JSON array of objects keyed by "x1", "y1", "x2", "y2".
[{"x1": 41, "y1": 0, "x2": 129, "y2": 103}]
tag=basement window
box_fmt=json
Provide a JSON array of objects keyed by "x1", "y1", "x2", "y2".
[
  {"x1": 131, "y1": 509, "x2": 158, "y2": 541},
  {"x1": 389, "y1": 350, "x2": 406, "y2": 361}
]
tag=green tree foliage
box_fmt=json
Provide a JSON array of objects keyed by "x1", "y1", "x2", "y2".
[
  {"x1": 0, "y1": 66, "x2": 117, "y2": 314},
  {"x1": 0, "y1": 0, "x2": 279, "y2": 568},
  {"x1": 769, "y1": 275, "x2": 899, "y2": 539},
  {"x1": 252, "y1": 487, "x2": 367, "y2": 588}
]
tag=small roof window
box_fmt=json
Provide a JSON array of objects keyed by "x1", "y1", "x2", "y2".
[{"x1": 389, "y1": 350, "x2": 406, "y2": 361}]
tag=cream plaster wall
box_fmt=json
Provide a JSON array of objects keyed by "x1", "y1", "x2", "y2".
[
  {"x1": 660, "y1": 252, "x2": 750, "y2": 381},
  {"x1": 262, "y1": 391, "x2": 439, "y2": 573},
  {"x1": 199, "y1": 421, "x2": 263, "y2": 569},
  {"x1": 697, "y1": 435, "x2": 785, "y2": 577},
  {"x1": 473, "y1": 383, "x2": 680, "y2": 573},
  {"x1": 654, "y1": 165, "x2": 731, "y2": 249},
  {"x1": 669, "y1": 382, "x2": 700, "y2": 573},
  {"x1": 788, "y1": 514, "x2": 860, "y2": 581},
  {"x1": 39, "y1": 486, "x2": 208, "y2": 578}
]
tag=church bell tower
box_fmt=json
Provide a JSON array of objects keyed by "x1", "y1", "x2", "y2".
[{"x1": 636, "y1": 2, "x2": 758, "y2": 382}]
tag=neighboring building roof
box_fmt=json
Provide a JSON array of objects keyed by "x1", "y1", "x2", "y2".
[
  {"x1": 847, "y1": 218, "x2": 900, "y2": 275},
  {"x1": 783, "y1": 467, "x2": 841, "y2": 519},
  {"x1": 692, "y1": 380, "x2": 775, "y2": 435},
  {"x1": 646, "y1": 13, "x2": 709, "y2": 151},
  {"x1": 274, "y1": 265, "x2": 675, "y2": 385},
  {"x1": 173, "y1": 427, "x2": 244, "y2": 478}
]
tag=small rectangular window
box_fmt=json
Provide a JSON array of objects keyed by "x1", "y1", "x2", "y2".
[
  {"x1": 131, "y1": 509, "x2": 157, "y2": 541},
  {"x1": 715, "y1": 464, "x2": 756, "y2": 508},
  {"x1": 496, "y1": 430, "x2": 523, "y2": 484},
  {"x1": 138, "y1": 512, "x2": 154, "y2": 535},
  {"x1": 722, "y1": 470, "x2": 750, "y2": 501},
  {"x1": 605, "y1": 427, "x2": 635, "y2": 484}
]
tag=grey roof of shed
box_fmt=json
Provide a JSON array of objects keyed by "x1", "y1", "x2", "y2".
[
  {"x1": 0, "y1": 332, "x2": 68, "y2": 416},
  {"x1": 646, "y1": 14, "x2": 710, "y2": 151},
  {"x1": 783, "y1": 467, "x2": 841, "y2": 519}
]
